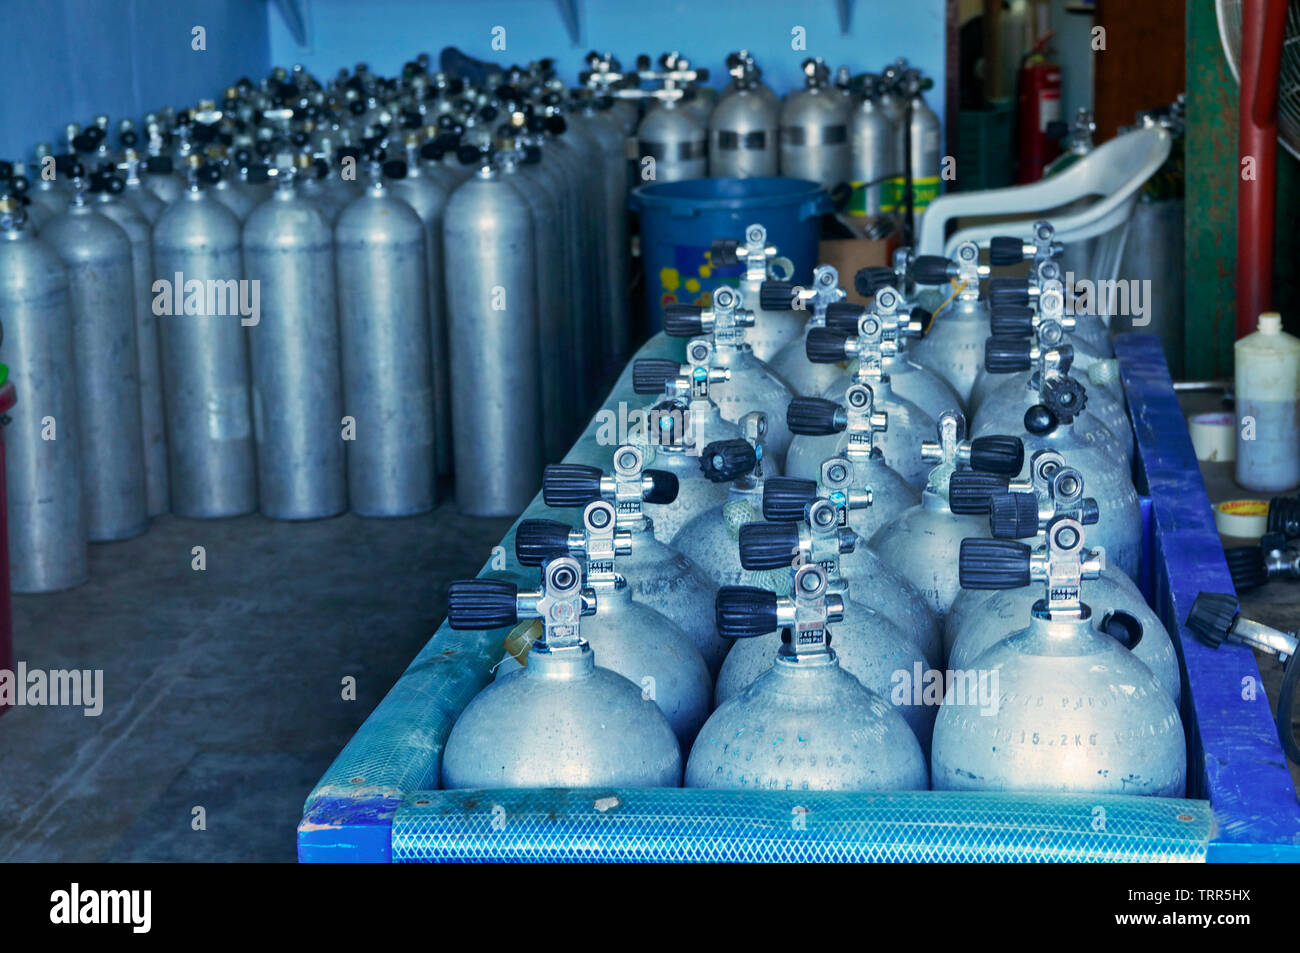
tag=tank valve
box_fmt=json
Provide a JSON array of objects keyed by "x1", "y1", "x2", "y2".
[
  {"x1": 515, "y1": 501, "x2": 632, "y2": 591},
  {"x1": 716, "y1": 564, "x2": 843, "y2": 660},
  {"x1": 448, "y1": 557, "x2": 594, "y2": 657}
]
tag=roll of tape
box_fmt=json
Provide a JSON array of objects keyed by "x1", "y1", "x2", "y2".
[
  {"x1": 1214, "y1": 499, "x2": 1270, "y2": 539},
  {"x1": 1189, "y1": 412, "x2": 1235, "y2": 462}
]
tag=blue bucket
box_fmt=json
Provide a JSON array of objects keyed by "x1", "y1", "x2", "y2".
[{"x1": 631, "y1": 177, "x2": 830, "y2": 332}]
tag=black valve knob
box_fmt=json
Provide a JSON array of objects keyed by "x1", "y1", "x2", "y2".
[
  {"x1": 542, "y1": 464, "x2": 603, "y2": 507},
  {"x1": 709, "y1": 238, "x2": 740, "y2": 266},
  {"x1": 824, "y1": 301, "x2": 865, "y2": 335},
  {"x1": 969, "y1": 435, "x2": 1025, "y2": 475},
  {"x1": 959, "y1": 538, "x2": 1032, "y2": 589},
  {"x1": 985, "y1": 337, "x2": 1033, "y2": 374},
  {"x1": 738, "y1": 522, "x2": 800, "y2": 571},
  {"x1": 663, "y1": 303, "x2": 705, "y2": 337},
  {"x1": 911, "y1": 255, "x2": 953, "y2": 285},
  {"x1": 947, "y1": 471, "x2": 1011, "y2": 515},
  {"x1": 642, "y1": 469, "x2": 680, "y2": 505},
  {"x1": 1268, "y1": 495, "x2": 1300, "y2": 539},
  {"x1": 805, "y1": 327, "x2": 850, "y2": 364},
  {"x1": 382, "y1": 158, "x2": 408, "y2": 179},
  {"x1": 515, "y1": 519, "x2": 574, "y2": 566},
  {"x1": 1225, "y1": 546, "x2": 1270, "y2": 592},
  {"x1": 447, "y1": 579, "x2": 519, "y2": 629},
  {"x1": 1100, "y1": 610, "x2": 1144, "y2": 651},
  {"x1": 1024, "y1": 404, "x2": 1059, "y2": 436},
  {"x1": 854, "y1": 265, "x2": 896, "y2": 297},
  {"x1": 716, "y1": 586, "x2": 780, "y2": 640},
  {"x1": 1185, "y1": 592, "x2": 1240, "y2": 648},
  {"x1": 989, "y1": 305, "x2": 1035, "y2": 337},
  {"x1": 699, "y1": 438, "x2": 757, "y2": 483},
  {"x1": 989, "y1": 491, "x2": 1041, "y2": 539},
  {"x1": 762, "y1": 477, "x2": 818, "y2": 522},
  {"x1": 632, "y1": 358, "x2": 681, "y2": 394},
  {"x1": 911, "y1": 306, "x2": 933, "y2": 334},
  {"x1": 988, "y1": 276, "x2": 1031, "y2": 306},
  {"x1": 786, "y1": 397, "x2": 844, "y2": 436},
  {"x1": 144, "y1": 155, "x2": 174, "y2": 175},
  {"x1": 759, "y1": 279, "x2": 796, "y2": 311},
  {"x1": 989, "y1": 236, "x2": 1027, "y2": 266}
]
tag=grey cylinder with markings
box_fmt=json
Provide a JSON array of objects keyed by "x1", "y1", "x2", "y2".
[
  {"x1": 709, "y1": 86, "x2": 779, "y2": 178},
  {"x1": 43, "y1": 201, "x2": 148, "y2": 541},
  {"x1": 0, "y1": 218, "x2": 88, "y2": 591},
  {"x1": 780, "y1": 87, "x2": 851, "y2": 191},
  {"x1": 93, "y1": 188, "x2": 169, "y2": 516},
  {"x1": 152, "y1": 186, "x2": 258, "y2": 517},
  {"x1": 443, "y1": 168, "x2": 543, "y2": 517},
  {"x1": 335, "y1": 180, "x2": 435, "y2": 516},
  {"x1": 638, "y1": 102, "x2": 708, "y2": 183},
  {"x1": 243, "y1": 184, "x2": 346, "y2": 519}
]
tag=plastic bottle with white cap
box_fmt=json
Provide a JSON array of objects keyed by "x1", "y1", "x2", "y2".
[{"x1": 1235, "y1": 311, "x2": 1300, "y2": 492}]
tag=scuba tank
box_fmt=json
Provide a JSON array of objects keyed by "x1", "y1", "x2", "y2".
[
  {"x1": 709, "y1": 53, "x2": 779, "y2": 178},
  {"x1": 336, "y1": 152, "x2": 436, "y2": 516},
  {"x1": 867, "y1": 412, "x2": 1000, "y2": 632},
  {"x1": 779, "y1": 58, "x2": 851, "y2": 196},
  {"x1": 943, "y1": 456, "x2": 1179, "y2": 702},
  {"x1": 849, "y1": 74, "x2": 898, "y2": 221},
  {"x1": 443, "y1": 144, "x2": 543, "y2": 516},
  {"x1": 765, "y1": 264, "x2": 851, "y2": 398},
  {"x1": 786, "y1": 287, "x2": 936, "y2": 489},
  {"x1": 152, "y1": 155, "x2": 257, "y2": 518},
  {"x1": 514, "y1": 500, "x2": 713, "y2": 747},
  {"x1": 760, "y1": 453, "x2": 941, "y2": 666},
  {"x1": 971, "y1": 345, "x2": 1142, "y2": 578},
  {"x1": 632, "y1": 56, "x2": 708, "y2": 183},
  {"x1": 662, "y1": 286, "x2": 795, "y2": 469},
  {"x1": 932, "y1": 520, "x2": 1186, "y2": 796},
  {"x1": 89, "y1": 171, "x2": 169, "y2": 517},
  {"x1": 441, "y1": 556, "x2": 681, "y2": 789},
  {"x1": 541, "y1": 445, "x2": 727, "y2": 675},
  {"x1": 242, "y1": 157, "x2": 347, "y2": 520},
  {"x1": 905, "y1": 241, "x2": 991, "y2": 407},
  {"x1": 688, "y1": 564, "x2": 928, "y2": 792},
  {"x1": 714, "y1": 497, "x2": 936, "y2": 750},
  {"x1": 42, "y1": 164, "x2": 148, "y2": 541},
  {"x1": 903, "y1": 69, "x2": 942, "y2": 222},
  {"x1": 706, "y1": 224, "x2": 804, "y2": 362},
  {"x1": 0, "y1": 190, "x2": 88, "y2": 592},
  {"x1": 387, "y1": 135, "x2": 453, "y2": 478}
]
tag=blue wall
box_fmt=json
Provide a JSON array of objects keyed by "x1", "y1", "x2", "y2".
[
  {"x1": 0, "y1": 0, "x2": 269, "y2": 162},
  {"x1": 269, "y1": 0, "x2": 947, "y2": 126}
]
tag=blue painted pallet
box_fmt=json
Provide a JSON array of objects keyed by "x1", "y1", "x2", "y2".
[{"x1": 298, "y1": 332, "x2": 1300, "y2": 862}]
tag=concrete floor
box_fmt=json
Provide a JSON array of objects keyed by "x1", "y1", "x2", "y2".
[{"x1": 0, "y1": 501, "x2": 512, "y2": 862}]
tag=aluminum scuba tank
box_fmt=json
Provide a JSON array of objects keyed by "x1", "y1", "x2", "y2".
[
  {"x1": 0, "y1": 193, "x2": 88, "y2": 592},
  {"x1": 42, "y1": 167, "x2": 147, "y2": 541},
  {"x1": 90, "y1": 172, "x2": 168, "y2": 517},
  {"x1": 443, "y1": 144, "x2": 543, "y2": 516},
  {"x1": 634, "y1": 85, "x2": 708, "y2": 183},
  {"x1": 766, "y1": 264, "x2": 852, "y2": 398},
  {"x1": 759, "y1": 453, "x2": 942, "y2": 666},
  {"x1": 542, "y1": 444, "x2": 727, "y2": 675},
  {"x1": 849, "y1": 74, "x2": 899, "y2": 221},
  {"x1": 688, "y1": 564, "x2": 928, "y2": 791},
  {"x1": 387, "y1": 136, "x2": 452, "y2": 477},
  {"x1": 709, "y1": 56, "x2": 779, "y2": 178},
  {"x1": 932, "y1": 521, "x2": 1186, "y2": 796},
  {"x1": 514, "y1": 500, "x2": 713, "y2": 748},
  {"x1": 337, "y1": 153, "x2": 436, "y2": 516},
  {"x1": 152, "y1": 156, "x2": 257, "y2": 517},
  {"x1": 786, "y1": 287, "x2": 937, "y2": 490},
  {"x1": 942, "y1": 459, "x2": 1179, "y2": 702},
  {"x1": 706, "y1": 224, "x2": 804, "y2": 362},
  {"x1": 971, "y1": 355, "x2": 1143, "y2": 578},
  {"x1": 867, "y1": 412, "x2": 998, "y2": 633},
  {"x1": 662, "y1": 287, "x2": 796, "y2": 469},
  {"x1": 441, "y1": 556, "x2": 682, "y2": 789},
  {"x1": 779, "y1": 58, "x2": 852, "y2": 195},
  {"x1": 242, "y1": 159, "x2": 346, "y2": 520},
  {"x1": 905, "y1": 242, "x2": 991, "y2": 407},
  {"x1": 903, "y1": 69, "x2": 942, "y2": 221},
  {"x1": 713, "y1": 498, "x2": 936, "y2": 750}
]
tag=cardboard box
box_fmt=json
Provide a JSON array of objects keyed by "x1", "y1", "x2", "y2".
[{"x1": 817, "y1": 216, "x2": 901, "y2": 304}]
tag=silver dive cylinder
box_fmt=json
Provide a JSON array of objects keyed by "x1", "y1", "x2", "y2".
[
  {"x1": 242, "y1": 159, "x2": 346, "y2": 519},
  {"x1": 0, "y1": 193, "x2": 88, "y2": 592},
  {"x1": 689, "y1": 564, "x2": 928, "y2": 792},
  {"x1": 42, "y1": 168, "x2": 147, "y2": 541},
  {"x1": 707, "y1": 224, "x2": 805, "y2": 362},
  {"x1": 709, "y1": 56, "x2": 779, "y2": 178},
  {"x1": 765, "y1": 264, "x2": 851, "y2": 398},
  {"x1": 336, "y1": 155, "x2": 436, "y2": 516},
  {"x1": 779, "y1": 58, "x2": 852, "y2": 195},
  {"x1": 441, "y1": 556, "x2": 682, "y2": 789},
  {"x1": 906, "y1": 242, "x2": 991, "y2": 407}
]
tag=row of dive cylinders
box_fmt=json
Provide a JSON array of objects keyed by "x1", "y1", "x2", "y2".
[
  {"x1": 610, "y1": 53, "x2": 941, "y2": 216},
  {"x1": 0, "y1": 122, "x2": 629, "y2": 593},
  {"x1": 436, "y1": 222, "x2": 1175, "y2": 794}
]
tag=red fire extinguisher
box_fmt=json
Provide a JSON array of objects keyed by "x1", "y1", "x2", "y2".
[{"x1": 1016, "y1": 33, "x2": 1063, "y2": 184}]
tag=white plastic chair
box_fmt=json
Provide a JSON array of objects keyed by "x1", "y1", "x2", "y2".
[{"x1": 916, "y1": 126, "x2": 1174, "y2": 298}]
